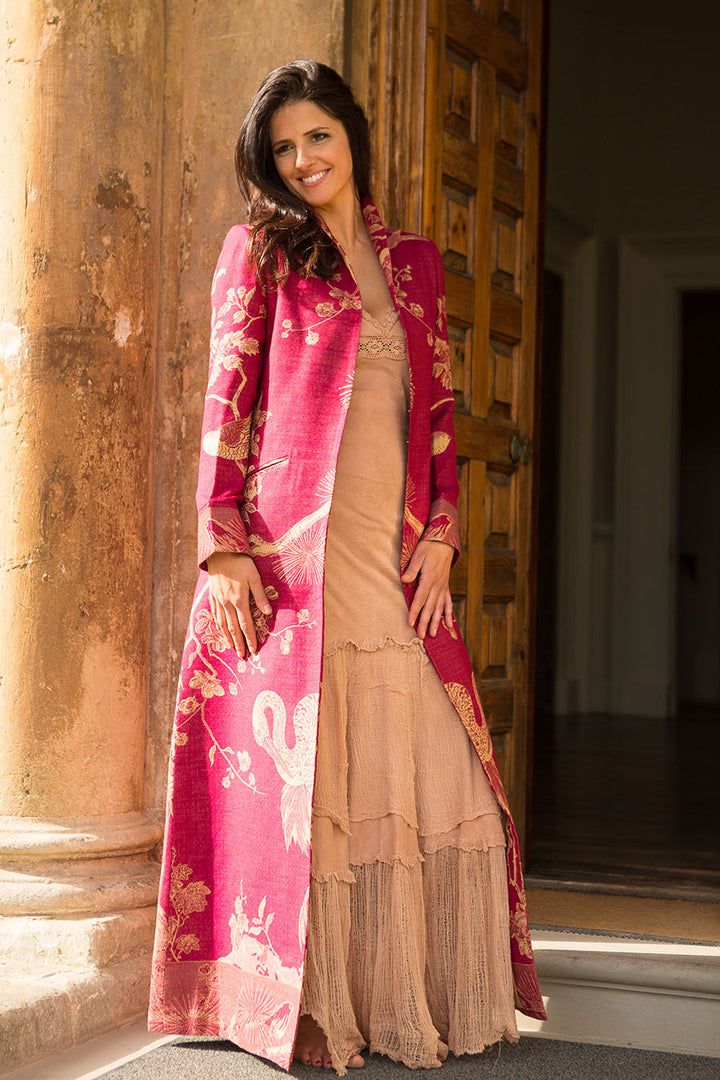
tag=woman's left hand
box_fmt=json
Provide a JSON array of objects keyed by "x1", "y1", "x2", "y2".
[{"x1": 401, "y1": 539, "x2": 455, "y2": 640}]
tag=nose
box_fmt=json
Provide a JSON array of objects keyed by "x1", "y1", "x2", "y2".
[{"x1": 295, "y1": 144, "x2": 315, "y2": 172}]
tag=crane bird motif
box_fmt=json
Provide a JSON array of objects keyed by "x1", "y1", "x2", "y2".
[{"x1": 251, "y1": 689, "x2": 318, "y2": 853}]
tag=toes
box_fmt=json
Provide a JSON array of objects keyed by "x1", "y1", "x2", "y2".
[{"x1": 347, "y1": 1053, "x2": 365, "y2": 1069}]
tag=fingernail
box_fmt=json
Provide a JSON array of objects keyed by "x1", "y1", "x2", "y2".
[{"x1": 263, "y1": 606, "x2": 272, "y2": 615}]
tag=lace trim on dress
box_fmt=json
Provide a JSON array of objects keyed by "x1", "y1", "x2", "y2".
[
  {"x1": 356, "y1": 336, "x2": 407, "y2": 360},
  {"x1": 361, "y1": 306, "x2": 400, "y2": 333}
]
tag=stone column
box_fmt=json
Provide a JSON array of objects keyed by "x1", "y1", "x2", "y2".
[
  {"x1": 0, "y1": 3, "x2": 164, "y2": 1070},
  {"x1": 147, "y1": 0, "x2": 347, "y2": 821}
]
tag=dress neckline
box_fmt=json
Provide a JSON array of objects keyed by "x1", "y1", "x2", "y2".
[{"x1": 361, "y1": 306, "x2": 400, "y2": 333}]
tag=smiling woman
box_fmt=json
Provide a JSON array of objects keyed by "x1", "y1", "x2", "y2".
[
  {"x1": 234, "y1": 62, "x2": 372, "y2": 283},
  {"x1": 148, "y1": 58, "x2": 545, "y2": 1077}
]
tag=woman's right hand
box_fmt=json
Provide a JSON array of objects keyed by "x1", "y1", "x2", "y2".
[{"x1": 206, "y1": 552, "x2": 273, "y2": 658}]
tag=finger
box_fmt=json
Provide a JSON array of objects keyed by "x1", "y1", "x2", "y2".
[
  {"x1": 415, "y1": 588, "x2": 439, "y2": 639},
  {"x1": 400, "y1": 554, "x2": 423, "y2": 583},
  {"x1": 234, "y1": 601, "x2": 258, "y2": 656},
  {"x1": 408, "y1": 580, "x2": 431, "y2": 627},
  {"x1": 443, "y1": 592, "x2": 454, "y2": 630},
  {"x1": 225, "y1": 603, "x2": 248, "y2": 658},
  {"x1": 249, "y1": 574, "x2": 272, "y2": 616},
  {"x1": 428, "y1": 596, "x2": 445, "y2": 638},
  {"x1": 214, "y1": 603, "x2": 235, "y2": 651}
]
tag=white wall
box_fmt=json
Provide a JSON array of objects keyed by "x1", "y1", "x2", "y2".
[{"x1": 545, "y1": 0, "x2": 720, "y2": 715}]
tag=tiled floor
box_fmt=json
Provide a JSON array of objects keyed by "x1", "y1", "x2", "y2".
[{"x1": 529, "y1": 705, "x2": 720, "y2": 891}]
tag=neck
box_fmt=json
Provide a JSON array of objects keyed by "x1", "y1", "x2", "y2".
[{"x1": 315, "y1": 189, "x2": 368, "y2": 253}]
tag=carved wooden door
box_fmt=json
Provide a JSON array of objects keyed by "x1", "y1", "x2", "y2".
[
  {"x1": 423, "y1": 0, "x2": 543, "y2": 845},
  {"x1": 361, "y1": 0, "x2": 544, "y2": 844}
]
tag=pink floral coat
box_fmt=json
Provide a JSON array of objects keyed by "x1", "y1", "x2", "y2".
[{"x1": 148, "y1": 198, "x2": 546, "y2": 1068}]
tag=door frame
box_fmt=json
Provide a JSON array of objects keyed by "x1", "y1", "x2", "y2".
[
  {"x1": 612, "y1": 235, "x2": 720, "y2": 717},
  {"x1": 544, "y1": 209, "x2": 603, "y2": 716}
]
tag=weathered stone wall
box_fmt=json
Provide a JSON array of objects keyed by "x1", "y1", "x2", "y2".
[
  {"x1": 146, "y1": 0, "x2": 346, "y2": 826},
  {"x1": 0, "y1": 2, "x2": 166, "y2": 1070},
  {"x1": 0, "y1": 2, "x2": 163, "y2": 821}
]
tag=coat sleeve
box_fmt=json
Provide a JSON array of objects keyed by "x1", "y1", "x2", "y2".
[
  {"x1": 419, "y1": 243, "x2": 461, "y2": 564},
  {"x1": 196, "y1": 225, "x2": 267, "y2": 571}
]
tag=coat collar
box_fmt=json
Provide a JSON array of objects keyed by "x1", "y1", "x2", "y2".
[
  {"x1": 314, "y1": 196, "x2": 397, "y2": 306},
  {"x1": 361, "y1": 197, "x2": 396, "y2": 299}
]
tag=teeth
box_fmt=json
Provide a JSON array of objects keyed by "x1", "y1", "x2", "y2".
[{"x1": 300, "y1": 169, "x2": 329, "y2": 184}]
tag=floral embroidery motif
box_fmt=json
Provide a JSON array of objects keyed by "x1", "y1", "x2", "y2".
[
  {"x1": 172, "y1": 584, "x2": 264, "y2": 794},
  {"x1": 509, "y1": 896, "x2": 534, "y2": 958},
  {"x1": 392, "y1": 265, "x2": 425, "y2": 322},
  {"x1": 431, "y1": 431, "x2": 451, "y2": 456},
  {"x1": 432, "y1": 295, "x2": 453, "y2": 390},
  {"x1": 162, "y1": 849, "x2": 211, "y2": 962},
  {"x1": 444, "y1": 681, "x2": 493, "y2": 763},
  {"x1": 209, "y1": 284, "x2": 266, "y2": 387},
  {"x1": 221, "y1": 883, "x2": 301, "y2": 988},
  {"x1": 248, "y1": 587, "x2": 315, "y2": 657},
  {"x1": 194, "y1": 609, "x2": 230, "y2": 653},
  {"x1": 280, "y1": 284, "x2": 361, "y2": 344},
  {"x1": 189, "y1": 668, "x2": 224, "y2": 699}
]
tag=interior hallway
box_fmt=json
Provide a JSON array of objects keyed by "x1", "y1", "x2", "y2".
[{"x1": 530, "y1": 706, "x2": 720, "y2": 897}]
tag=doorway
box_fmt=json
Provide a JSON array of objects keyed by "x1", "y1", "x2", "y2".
[{"x1": 528, "y1": 283, "x2": 720, "y2": 894}]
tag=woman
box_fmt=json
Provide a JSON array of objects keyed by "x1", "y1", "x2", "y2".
[{"x1": 148, "y1": 60, "x2": 545, "y2": 1074}]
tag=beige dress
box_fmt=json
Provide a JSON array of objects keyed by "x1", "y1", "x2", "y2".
[{"x1": 301, "y1": 308, "x2": 519, "y2": 1073}]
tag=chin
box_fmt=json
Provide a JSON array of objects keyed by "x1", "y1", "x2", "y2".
[{"x1": 298, "y1": 188, "x2": 335, "y2": 207}]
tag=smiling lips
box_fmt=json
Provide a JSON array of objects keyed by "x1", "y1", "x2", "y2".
[{"x1": 298, "y1": 168, "x2": 330, "y2": 187}]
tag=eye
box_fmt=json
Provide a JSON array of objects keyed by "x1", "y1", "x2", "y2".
[
  {"x1": 311, "y1": 132, "x2": 330, "y2": 142},
  {"x1": 273, "y1": 143, "x2": 293, "y2": 156}
]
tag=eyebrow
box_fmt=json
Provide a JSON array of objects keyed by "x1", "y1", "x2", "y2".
[{"x1": 271, "y1": 126, "x2": 331, "y2": 149}]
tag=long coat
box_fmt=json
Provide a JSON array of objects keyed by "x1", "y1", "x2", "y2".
[{"x1": 148, "y1": 198, "x2": 546, "y2": 1069}]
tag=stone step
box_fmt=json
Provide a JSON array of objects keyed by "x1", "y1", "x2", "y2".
[
  {"x1": 0, "y1": 954, "x2": 151, "y2": 1077},
  {"x1": 518, "y1": 928, "x2": 720, "y2": 1057},
  {"x1": 3, "y1": 927, "x2": 719, "y2": 1077}
]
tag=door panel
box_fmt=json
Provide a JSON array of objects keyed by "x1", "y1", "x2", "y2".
[{"x1": 424, "y1": 0, "x2": 543, "y2": 844}]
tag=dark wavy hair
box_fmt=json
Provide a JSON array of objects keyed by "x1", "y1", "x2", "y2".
[{"x1": 235, "y1": 60, "x2": 372, "y2": 282}]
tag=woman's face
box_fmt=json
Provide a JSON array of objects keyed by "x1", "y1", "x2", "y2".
[{"x1": 269, "y1": 99, "x2": 355, "y2": 213}]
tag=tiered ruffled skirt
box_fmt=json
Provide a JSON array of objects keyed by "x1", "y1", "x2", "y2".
[{"x1": 302, "y1": 311, "x2": 519, "y2": 1072}]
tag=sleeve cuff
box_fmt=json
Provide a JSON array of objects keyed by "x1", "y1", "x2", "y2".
[
  {"x1": 197, "y1": 504, "x2": 252, "y2": 571},
  {"x1": 421, "y1": 499, "x2": 461, "y2": 565}
]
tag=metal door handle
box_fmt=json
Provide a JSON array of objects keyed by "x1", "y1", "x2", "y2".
[{"x1": 509, "y1": 434, "x2": 530, "y2": 465}]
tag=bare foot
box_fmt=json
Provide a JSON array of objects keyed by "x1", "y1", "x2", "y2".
[
  {"x1": 294, "y1": 1015, "x2": 333, "y2": 1068},
  {"x1": 294, "y1": 1015, "x2": 364, "y2": 1070}
]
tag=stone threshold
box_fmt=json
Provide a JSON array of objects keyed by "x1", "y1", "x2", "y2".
[
  {"x1": 526, "y1": 884, "x2": 720, "y2": 941},
  {"x1": 517, "y1": 928, "x2": 720, "y2": 1058}
]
